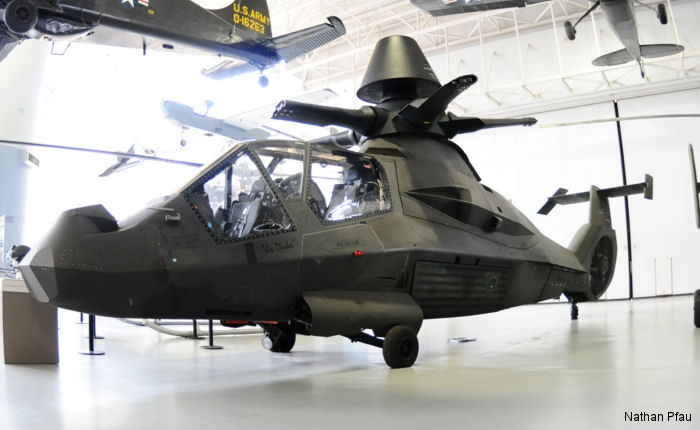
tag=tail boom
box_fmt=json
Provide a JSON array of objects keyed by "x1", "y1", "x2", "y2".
[{"x1": 539, "y1": 175, "x2": 653, "y2": 301}]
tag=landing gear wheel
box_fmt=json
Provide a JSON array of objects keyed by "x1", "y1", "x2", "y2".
[
  {"x1": 382, "y1": 325, "x2": 419, "y2": 369},
  {"x1": 694, "y1": 289, "x2": 699, "y2": 328},
  {"x1": 4, "y1": 0, "x2": 38, "y2": 34},
  {"x1": 657, "y1": 3, "x2": 668, "y2": 25},
  {"x1": 564, "y1": 21, "x2": 576, "y2": 41},
  {"x1": 261, "y1": 323, "x2": 296, "y2": 353}
]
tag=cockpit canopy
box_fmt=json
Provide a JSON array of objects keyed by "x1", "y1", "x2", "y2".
[{"x1": 181, "y1": 141, "x2": 392, "y2": 243}]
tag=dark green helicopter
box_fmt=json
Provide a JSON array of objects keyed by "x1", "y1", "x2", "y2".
[{"x1": 18, "y1": 35, "x2": 652, "y2": 368}]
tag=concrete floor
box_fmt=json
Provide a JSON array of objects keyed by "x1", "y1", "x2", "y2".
[{"x1": 1, "y1": 295, "x2": 698, "y2": 430}]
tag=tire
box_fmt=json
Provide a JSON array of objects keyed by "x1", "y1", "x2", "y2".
[
  {"x1": 657, "y1": 3, "x2": 668, "y2": 25},
  {"x1": 261, "y1": 323, "x2": 296, "y2": 353},
  {"x1": 694, "y1": 290, "x2": 699, "y2": 328},
  {"x1": 4, "y1": 0, "x2": 38, "y2": 34},
  {"x1": 564, "y1": 21, "x2": 576, "y2": 41},
  {"x1": 382, "y1": 325, "x2": 419, "y2": 369},
  {"x1": 270, "y1": 330, "x2": 295, "y2": 353}
]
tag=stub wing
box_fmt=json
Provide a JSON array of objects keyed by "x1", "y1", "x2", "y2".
[{"x1": 203, "y1": 16, "x2": 345, "y2": 80}]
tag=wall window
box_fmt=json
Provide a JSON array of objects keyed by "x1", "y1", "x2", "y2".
[{"x1": 307, "y1": 145, "x2": 391, "y2": 222}]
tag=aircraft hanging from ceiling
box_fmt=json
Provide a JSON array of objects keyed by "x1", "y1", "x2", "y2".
[
  {"x1": 411, "y1": 0, "x2": 683, "y2": 79},
  {"x1": 410, "y1": 0, "x2": 549, "y2": 16},
  {"x1": 0, "y1": 0, "x2": 345, "y2": 86},
  {"x1": 13, "y1": 35, "x2": 656, "y2": 368},
  {"x1": 564, "y1": 0, "x2": 683, "y2": 78},
  {"x1": 162, "y1": 88, "x2": 339, "y2": 145}
]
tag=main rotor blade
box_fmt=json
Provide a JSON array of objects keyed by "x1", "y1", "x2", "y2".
[
  {"x1": 0, "y1": 139, "x2": 204, "y2": 168},
  {"x1": 539, "y1": 114, "x2": 700, "y2": 128},
  {"x1": 398, "y1": 74, "x2": 478, "y2": 128}
]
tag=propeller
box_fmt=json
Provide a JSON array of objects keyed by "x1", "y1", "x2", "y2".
[{"x1": 398, "y1": 74, "x2": 478, "y2": 128}]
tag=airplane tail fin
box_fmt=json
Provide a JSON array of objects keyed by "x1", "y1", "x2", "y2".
[
  {"x1": 640, "y1": 43, "x2": 684, "y2": 59},
  {"x1": 592, "y1": 44, "x2": 684, "y2": 67},
  {"x1": 592, "y1": 48, "x2": 634, "y2": 66},
  {"x1": 203, "y1": 16, "x2": 345, "y2": 80},
  {"x1": 538, "y1": 175, "x2": 653, "y2": 301}
]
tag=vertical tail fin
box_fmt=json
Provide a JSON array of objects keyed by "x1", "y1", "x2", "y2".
[{"x1": 538, "y1": 175, "x2": 653, "y2": 301}]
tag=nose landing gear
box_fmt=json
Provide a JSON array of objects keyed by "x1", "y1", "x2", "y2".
[{"x1": 260, "y1": 323, "x2": 296, "y2": 353}]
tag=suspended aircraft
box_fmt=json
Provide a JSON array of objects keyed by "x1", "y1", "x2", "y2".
[
  {"x1": 16, "y1": 35, "x2": 654, "y2": 368},
  {"x1": 410, "y1": 0, "x2": 683, "y2": 79},
  {"x1": 96, "y1": 144, "x2": 158, "y2": 177},
  {"x1": 563, "y1": 0, "x2": 683, "y2": 78},
  {"x1": 0, "y1": 0, "x2": 345, "y2": 86},
  {"x1": 410, "y1": 0, "x2": 549, "y2": 16},
  {"x1": 162, "y1": 88, "x2": 338, "y2": 145}
]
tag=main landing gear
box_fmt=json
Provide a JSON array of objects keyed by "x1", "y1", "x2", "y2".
[
  {"x1": 259, "y1": 322, "x2": 420, "y2": 368},
  {"x1": 4, "y1": 0, "x2": 38, "y2": 34},
  {"x1": 657, "y1": 3, "x2": 668, "y2": 25},
  {"x1": 563, "y1": 0, "x2": 600, "y2": 41},
  {"x1": 346, "y1": 325, "x2": 420, "y2": 368}
]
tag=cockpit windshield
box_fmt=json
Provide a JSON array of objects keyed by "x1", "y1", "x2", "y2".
[
  {"x1": 182, "y1": 141, "x2": 392, "y2": 242},
  {"x1": 182, "y1": 141, "x2": 301, "y2": 242},
  {"x1": 306, "y1": 144, "x2": 391, "y2": 222}
]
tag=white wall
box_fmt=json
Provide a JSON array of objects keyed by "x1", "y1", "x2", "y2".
[
  {"x1": 619, "y1": 88, "x2": 700, "y2": 296},
  {"x1": 458, "y1": 85, "x2": 700, "y2": 299}
]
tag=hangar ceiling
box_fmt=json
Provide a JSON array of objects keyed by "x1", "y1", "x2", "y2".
[{"x1": 267, "y1": 0, "x2": 700, "y2": 115}]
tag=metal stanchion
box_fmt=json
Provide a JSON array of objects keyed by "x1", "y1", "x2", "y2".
[
  {"x1": 85, "y1": 315, "x2": 104, "y2": 339},
  {"x1": 80, "y1": 314, "x2": 105, "y2": 356},
  {"x1": 188, "y1": 319, "x2": 203, "y2": 339},
  {"x1": 200, "y1": 319, "x2": 222, "y2": 350}
]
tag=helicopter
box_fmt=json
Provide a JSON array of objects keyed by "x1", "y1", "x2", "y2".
[{"x1": 18, "y1": 35, "x2": 653, "y2": 368}]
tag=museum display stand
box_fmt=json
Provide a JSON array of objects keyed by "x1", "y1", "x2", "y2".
[{"x1": 1, "y1": 278, "x2": 58, "y2": 364}]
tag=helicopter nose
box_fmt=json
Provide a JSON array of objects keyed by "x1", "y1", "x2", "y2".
[
  {"x1": 19, "y1": 205, "x2": 119, "y2": 305},
  {"x1": 19, "y1": 245, "x2": 56, "y2": 303}
]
